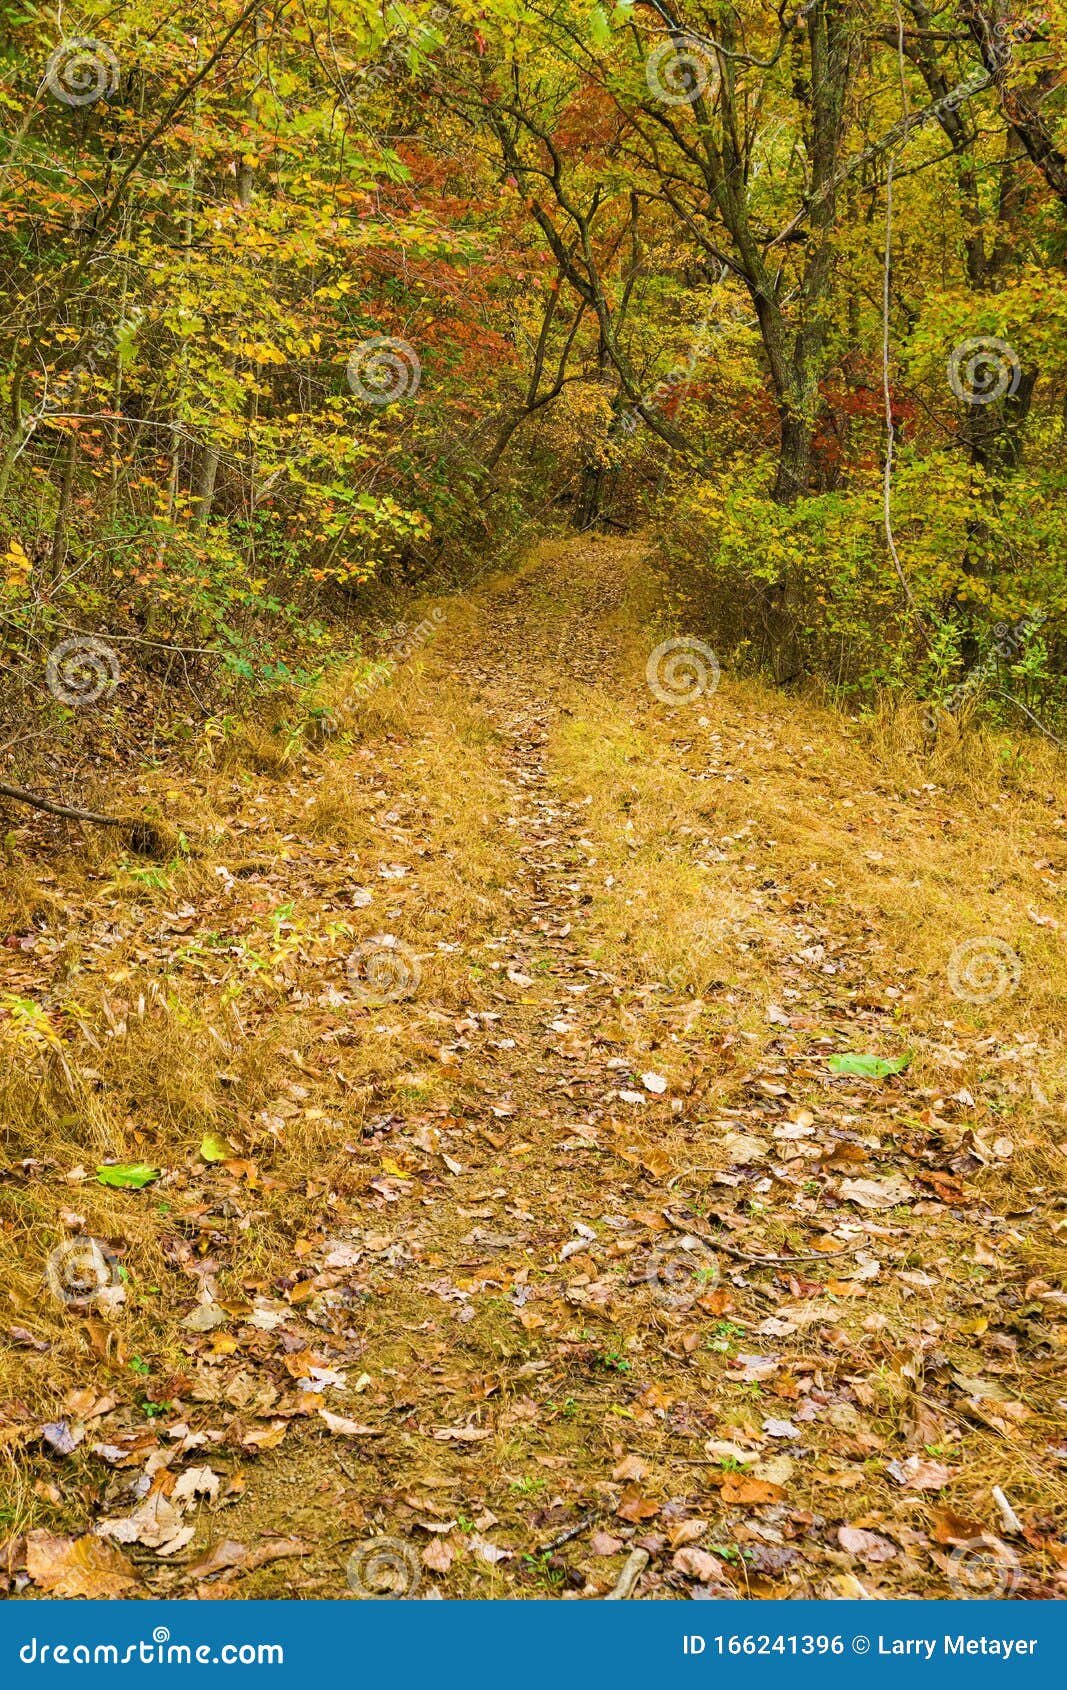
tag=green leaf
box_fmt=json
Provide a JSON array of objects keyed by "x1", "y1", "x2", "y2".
[
  {"x1": 96, "y1": 1162, "x2": 161, "y2": 1189},
  {"x1": 589, "y1": 4, "x2": 612, "y2": 48},
  {"x1": 200, "y1": 1132, "x2": 235, "y2": 1163},
  {"x1": 827, "y1": 1052, "x2": 912, "y2": 1079}
]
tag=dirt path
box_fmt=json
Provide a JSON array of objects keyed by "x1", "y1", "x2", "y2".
[{"x1": 3, "y1": 538, "x2": 1065, "y2": 1601}]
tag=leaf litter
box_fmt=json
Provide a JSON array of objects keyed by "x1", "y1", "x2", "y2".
[{"x1": 1, "y1": 541, "x2": 1065, "y2": 1600}]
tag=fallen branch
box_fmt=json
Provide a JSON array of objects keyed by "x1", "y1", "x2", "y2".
[
  {"x1": 662, "y1": 1207, "x2": 865, "y2": 1267},
  {"x1": 604, "y1": 1546, "x2": 648, "y2": 1600},
  {"x1": 0, "y1": 779, "x2": 126, "y2": 827},
  {"x1": 536, "y1": 1512, "x2": 598, "y2": 1557}
]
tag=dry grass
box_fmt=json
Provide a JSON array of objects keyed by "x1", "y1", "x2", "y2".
[
  {"x1": 549, "y1": 601, "x2": 1067, "y2": 1124},
  {"x1": 1, "y1": 542, "x2": 1064, "y2": 1592},
  {"x1": 0, "y1": 624, "x2": 519, "y2": 1539}
]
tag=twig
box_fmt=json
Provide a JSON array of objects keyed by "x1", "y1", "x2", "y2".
[
  {"x1": 991, "y1": 691, "x2": 1067, "y2": 751},
  {"x1": 662, "y1": 1207, "x2": 865, "y2": 1267},
  {"x1": 604, "y1": 1546, "x2": 648, "y2": 1600},
  {"x1": 0, "y1": 779, "x2": 125, "y2": 826},
  {"x1": 537, "y1": 1512, "x2": 598, "y2": 1556},
  {"x1": 992, "y1": 1485, "x2": 1024, "y2": 1537}
]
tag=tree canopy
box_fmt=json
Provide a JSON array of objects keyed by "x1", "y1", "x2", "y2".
[{"x1": 1, "y1": 1, "x2": 1065, "y2": 716}]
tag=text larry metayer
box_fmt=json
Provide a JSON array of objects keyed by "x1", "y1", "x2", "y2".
[{"x1": 879, "y1": 1638, "x2": 1037, "y2": 1659}]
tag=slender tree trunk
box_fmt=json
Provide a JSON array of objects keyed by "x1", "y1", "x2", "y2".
[
  {"x1": 153, "y1": 42, "x2": 200, "y2": 593},
  {"x1": 50, "y1": 431, "x2": 79, "y2": 577}
]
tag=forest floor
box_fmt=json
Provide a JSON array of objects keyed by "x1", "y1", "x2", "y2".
[{"x1": 2, "y1": 536, "x2": 1066, "y2": 1601}]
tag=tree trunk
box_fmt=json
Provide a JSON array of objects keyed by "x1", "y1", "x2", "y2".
[
  {"x1": 773, "y1": 404, "x2": 815, "y2": 504},
  {"x1": 50, "y1": 431, "x2": 79, "y2": 578}
]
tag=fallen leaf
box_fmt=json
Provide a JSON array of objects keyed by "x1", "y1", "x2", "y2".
[
  {"x1": 422, "y1": 1537, "x2": 454, "y2": 1573},
  {"x1": 828, "y1": 1052, "x2": 911, "y2": 1078},
  {"x1": 318, "y1": 1410, "x2": 383, "y2": 1436},
  {"x1": 181, "y1": 1303, "x2": 229, "y2": 1332},
  {"x1": 667, "y1": 1518, "x2": 708, "y2": 1549},
  {"x1": 200, "y1": 1132, "x2": 236, "y2": 1163},
  {"x1": 839, "y1": 1175, "x2": 915, "y2": 1210},
  {"x1": 245, "y1": 1537, "x2": 307, "y2": 1570},
  {"x1": 838, "y1": 1525, "x2": 897, "y2": 1562},
  {"x1": 95, "y1": 1162, "x2": 160, "y2": 1189},
  {"x1": 183, "y1": 1540, "x2": 248, "y2": 1580},
  {"x1": 97, "y1": 1492, "x2": 189, "y2": 1552},
  {"x1": 723, "y1": 1130, "x2": 770, "y2": 1162},
  {"x1": 720, "y1": 1475, "x2": 785, "y2": 1505},
  {"x1": 26, "y1": 1530, "x2": 139, "y2": 1597},
  {"x1": 241, "y1": 1420, "x2": 288, "y2": 1452},
  {"x1": 172, "y1": 1466, "x2": 220, "y2": 1505},
  {"x1": 931, "y1": 1507, "x2": 988, "y2": 1545},
  {"x1": 616, "y1": 1484, "x2": 659, "y2": 1523},
  {"x1": 611, "y1": 1454, "x2": 649, "y2": 1483},
  {"x1": 40, "y1": 1420, "x2": 83, "y2": 1456},
  {"x1": 672, "y1": 1546, "x2": 727, "y2": 1581},
  {"x1": 762, "y1": 1417, "x2": 800, "y2": 1440},
  {"x1": 886, "y1": 1454, "x2": 954, "y2": 1490}
]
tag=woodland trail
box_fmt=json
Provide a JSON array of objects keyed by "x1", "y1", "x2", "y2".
[{"x1": 2, "y1": 538, "x2": 1066, "y2": 1601}]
